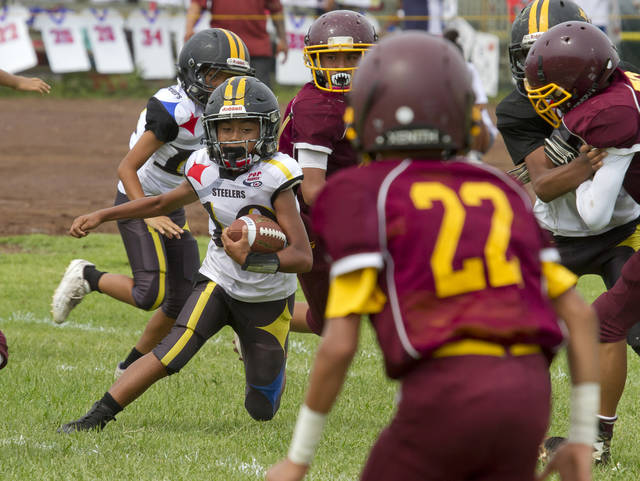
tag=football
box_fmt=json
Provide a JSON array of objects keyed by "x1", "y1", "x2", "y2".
[{"x1": 227, "y1": 214, "x2": 287, "y2": 253}]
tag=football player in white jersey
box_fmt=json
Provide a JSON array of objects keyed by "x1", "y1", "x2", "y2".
[
  {"x1": 58, "y1": 76, "x2": 312, "y2": 432},
  {"x1": 51, "y1": 29, "x2": 253, "y2": 377}
]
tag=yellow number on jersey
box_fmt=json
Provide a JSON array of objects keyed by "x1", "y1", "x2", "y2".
[
  {"x1": 624, "y1": 71, "x2": 640, "y2": 92},
  {"x1": 410, "y1": 182, "x2": 523, "y2": 298}
]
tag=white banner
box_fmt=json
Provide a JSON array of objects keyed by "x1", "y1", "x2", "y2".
[
  {"x1": 0, "y1": 5, "x2": 37, "y2": 73},
  {"x1": 82, "y1": 8, "x2": 134, "y2": 74},
  {"x1": 33, "y1": 8, "x2": 90, "y2": 73}
]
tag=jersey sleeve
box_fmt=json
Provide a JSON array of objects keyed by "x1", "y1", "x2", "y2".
[
  {"x1": 325, "y1": 268, "x2": 387, "y2": 318},
  {"x1": 312, "y1": 170, "x2": 383, "y2": 277},
  {"x1": 266, "y1": 0, "x2": 283, "y2": 14},
  {"x1": 539, "y1": 237, "x2": 578, "y2": 299},
  {"x1": 291, "y1": 97, "x2": 345, "y2": 154},
  {"x1": 496, "y1": 91, "x2": 554, "y2": 165},
  {"x1": 145, "y1": 96, "x2": 180, "y2": 143},
  {"x1": 566, "y1": 105, "x2": 640, "y2": 149},
  {"x1": 263, "y1": 154, "x2": 304, "y2": 203}
]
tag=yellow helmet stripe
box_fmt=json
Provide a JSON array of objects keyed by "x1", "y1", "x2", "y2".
[
  {"x1": 529, "y1": 0, "x2": 540, "y2": 33},
  {"x1": 236, "y1": 77, "x2": 246, "y2": 105},
  {"x1": 223, "y1": 77, "x2": 235, "y2": 105},
  {"x1": 229, "y1": 31, "x2": 247, "y2": 61},
  {"x1": 539, "y1": 0, "x2": 550, "y2": 32},
  {"x1": 220, "y1": 28, "x2": 239, "y2": 59}
]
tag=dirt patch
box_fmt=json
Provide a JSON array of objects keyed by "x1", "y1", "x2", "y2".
[{"x1": 0, "y1": 97, "x2": 512, "y2": 237}]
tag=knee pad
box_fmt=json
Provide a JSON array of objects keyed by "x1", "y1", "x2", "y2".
[
  {"x1": 131, "y1": 271, "x2": 163, "y2": 311},
  {"x1": 245, "y1": 388, "x2": 277, "y2": 421}
]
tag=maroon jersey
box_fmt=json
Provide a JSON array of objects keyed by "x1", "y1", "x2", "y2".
[
  {"x1": 0, "y1": 329, "x2": 7, "y2": 369},
  {"x1": 279, "y1": 82, "x2": 357, "y2": 182},
  {"x1": 312, "y1": 159, "x2": 565, "y2": 378},
  {"x1": 563, "y1": 69, "x2": 640, "y2": 201}
]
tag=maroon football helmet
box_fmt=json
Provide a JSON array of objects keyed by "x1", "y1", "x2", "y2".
[
  {"x1": 524, "y1": 21, "x2": 619, "y2": 127},
  {"x1": 347, "y1": 31, "x2": 474, "y2": 156},
  {"x1": 303, "y1": 10, "x2": 377, "y2": 92}
]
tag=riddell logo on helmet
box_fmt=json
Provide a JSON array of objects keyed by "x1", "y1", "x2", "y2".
[
  {"x1": 227, "y1": 58, "x2": 250, "y2": 70},
  {"x1": 219, "y1": 105, "x2": 247, "y2": 114},
  {"x1": 383, "y1": 129, "x2": 441, "y2": 146}
]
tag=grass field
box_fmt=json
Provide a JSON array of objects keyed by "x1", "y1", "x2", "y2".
[{"x1": 1, "y1": 234, "x2": 639, "y2": 480}]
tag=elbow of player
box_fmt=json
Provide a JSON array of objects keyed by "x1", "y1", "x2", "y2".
[
  {"x1": 581, "y1": 211, "x2": 608, "y2": 231},
  {"x1": 301, "y1": 183, "x2": 321, "y2": 207},
  {"x1": 295, "y1": 248, "x2": 313, "y2": 273}
]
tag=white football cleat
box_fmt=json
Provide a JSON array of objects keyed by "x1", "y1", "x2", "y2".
[{"x1": 51, "y1": 259, "x2": 93, "y2": 324}]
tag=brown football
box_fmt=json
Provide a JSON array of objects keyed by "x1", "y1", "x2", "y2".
[{"x1": 227, "y1": 214, "x2": 287, "y2": 253}]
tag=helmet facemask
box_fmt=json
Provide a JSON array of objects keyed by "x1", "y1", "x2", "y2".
[
  {"x1": 525, "y1": 80, "x2": 571, "y2": 128},
  {"x1": 303, "y1": 37, "x2": 372, "y2": 93},
  {"x1": 203, "y1": 109, "x2": 280, "y2": 172}
]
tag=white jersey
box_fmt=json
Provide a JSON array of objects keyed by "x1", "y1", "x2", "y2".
[
  {"x1": 117, "y1": 84, "x2": 205, "y2": 196},
  {"x1": 184, "y1": 149, "x2": 303, "y2": 302},
  {"x1": 534, "y1": 189, "x2": 640, "y2": 237},
  {"x1": 536, "y1": 146, "x2": 640, "y2": 236},
  {"x1": 0, "y1": 4, "x2": 37, "y2": 73},
  {"x1": 124, "y1": 8, "x2": 175, "y2": 80},
  {"x1": 80, "y1": 8, "x2": 134, "y2": 74},
  {"x1": 32, "y1": 8, "x2": 90, "y2": 73}
]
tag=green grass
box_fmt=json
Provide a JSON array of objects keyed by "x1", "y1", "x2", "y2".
[{"x1": 0, "y1": 235, "x2": 639, "y2": 480}]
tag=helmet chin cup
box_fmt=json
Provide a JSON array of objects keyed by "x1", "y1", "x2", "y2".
[{"x1": 220, "y1": 145, "x2": 251, "y2": 171}]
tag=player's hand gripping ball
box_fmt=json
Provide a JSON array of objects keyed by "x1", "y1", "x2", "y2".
[{"x1": 228, "y1": 214, "x2": 287, "y2": 253}]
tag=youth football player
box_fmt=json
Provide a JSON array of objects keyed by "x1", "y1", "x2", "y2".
[
  {"x1": 57, "y1": 77, "x2": 312, "y2": 431},
  {"x1": 267, "y1": 31, "x2": 599, "y2": 481}
]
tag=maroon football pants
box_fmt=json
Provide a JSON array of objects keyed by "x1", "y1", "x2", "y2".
[
  {"x1": 297, "y1": 211, "x2": 330, "y2": 335},
  {"x1": 360, "y1": 354, "x2": 551, "y2": 481},
  {"x1": 595, "y1": 249, "x2": 640, "y2": 343}
]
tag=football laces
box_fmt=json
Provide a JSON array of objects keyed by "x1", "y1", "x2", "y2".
[{"x1": 259, "y1": 227, "x2": 287, "y2": 244}]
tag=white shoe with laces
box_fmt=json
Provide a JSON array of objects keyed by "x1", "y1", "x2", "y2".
[{"x1": 51, "y1": 259, "x2": 93, "y2": 324}]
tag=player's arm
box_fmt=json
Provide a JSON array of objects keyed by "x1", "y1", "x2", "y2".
[
  {"x1": 118, "y1": 130, "x2": 165, "y2": 201},
  {"x1": 298, "y1": 148, "x2": 329, "y2": 206},
  {"x1": 184, "y1": 0, "x2": 203, "y2": 42},
  {"x1": 525, "y1": 145, "x2": 600, "y2": 202},
  {"x1": 120, "y1": 101, "x2": 186, "y2": 238},
  {"x1": 538, "y1": 261, "x2": 598, "y2": 481},
  {"x1": 222, "y1": 188, "x2": 312, "y2": 274},
  {"x1": 270, "y1": 7, "x2": 288, "y2": 63},
  {"x1": 575, "y1": 149, "x2": 634, "y2": 231},
  {"x1": 0, "y1": 69, "x2": 51, "y2": 94},
  {"x1": 265, "y1": 314, "x2": 361, "y2": 481},
  {"x1": 69, "y1": 181, "x2": 198, "y2": 238}
]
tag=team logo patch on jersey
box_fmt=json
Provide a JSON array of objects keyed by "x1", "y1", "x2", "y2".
[
  {"x1": 243, "y1": 171, "x2": 263, "y2": 187},
  {"x1": 187, "y1": 162, "x2": 208, "y2": 184},
  {"x1": 180, "y1": 113, "x2": 199, "y2": 136}
]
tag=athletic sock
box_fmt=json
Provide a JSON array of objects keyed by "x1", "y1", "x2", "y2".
[
  {"x1": 597, "y1": 414, "x2": 617, "y2": 438},
  {"x1": 101, "y1": 391, "x2": 123, "y2": 415},
  {"x1": 83, "y1": 265, "x2": 105, "y2": 292},
  {"x1": 122, "y1": 347, "x2": 143, "y2": 369}
]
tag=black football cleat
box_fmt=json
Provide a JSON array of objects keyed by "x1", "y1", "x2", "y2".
[
  {"x1": 538, "y1": 436, "x2": 567, "y2": 463},
  {"x1": 57, "y1": 400, "x2": 117, "y2": 433}
]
